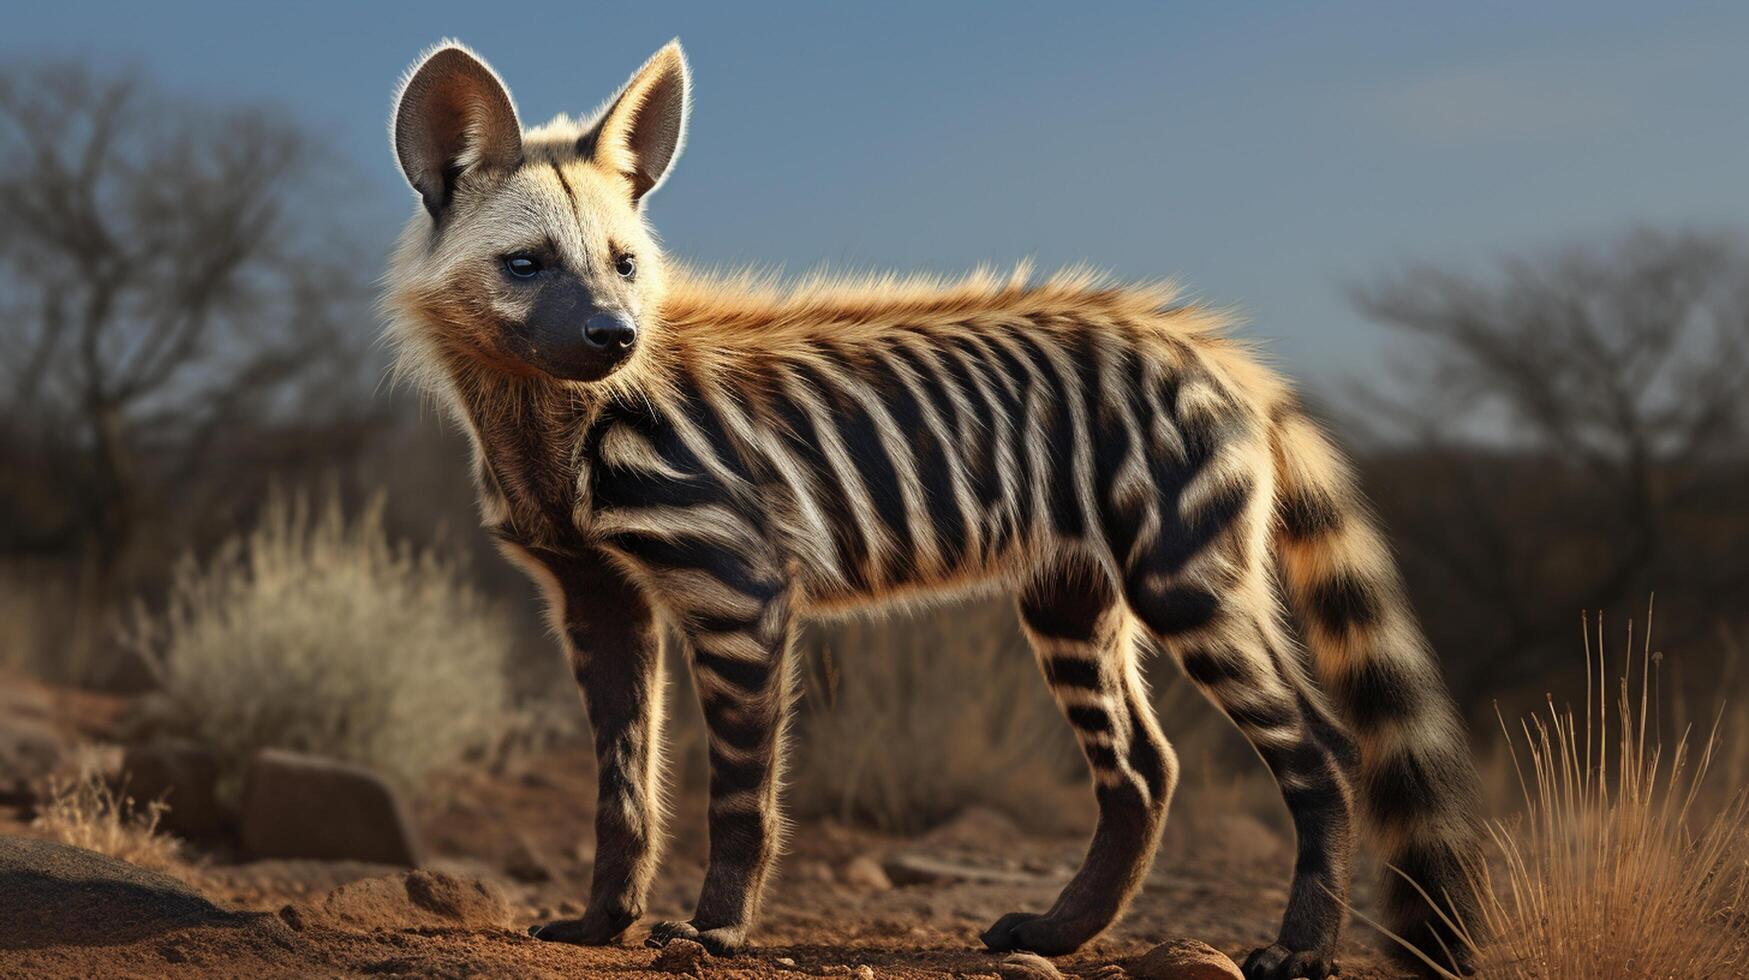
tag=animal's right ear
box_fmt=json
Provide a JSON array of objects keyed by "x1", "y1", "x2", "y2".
[{"x1": 393, "y1": 43, "x2": 522, "y2": 219}]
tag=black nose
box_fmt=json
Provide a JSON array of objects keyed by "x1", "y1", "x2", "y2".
[{"x1": 583, "y1": 312, "x2": 637, "y2": 350}]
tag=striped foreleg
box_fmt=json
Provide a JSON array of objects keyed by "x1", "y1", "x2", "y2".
[
  {"x1": 640, "y1": 548, "x2": 796, "y2": 956},
  {"x1": 524, "y1": 547, "x2": 667, "y2": 946}
]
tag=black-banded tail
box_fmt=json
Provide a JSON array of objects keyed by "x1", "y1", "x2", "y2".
[{"x1": 1269, "y1": 406, "x2": 1485, "y2": 974}]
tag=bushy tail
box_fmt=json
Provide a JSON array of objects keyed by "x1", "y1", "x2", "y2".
[{"x1": 1269, "y1": 407, "x2": 1485, "y2": 974}]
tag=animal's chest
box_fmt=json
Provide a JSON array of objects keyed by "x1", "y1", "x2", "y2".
[{"x1": 468, "y1": 412, "x2": 593, "y2": 553}]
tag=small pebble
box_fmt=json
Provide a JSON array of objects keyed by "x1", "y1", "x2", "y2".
[
  {"x1": 999, "y1": 951, "x2": 1064, "y2": 978},
  {"x1": 652, "y1": 938, "x2": 709, "y2": 977}
]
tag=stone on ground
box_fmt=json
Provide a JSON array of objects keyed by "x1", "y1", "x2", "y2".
[
  {"x1": 652, "y1": 937, "x2": 708, "y2": 976},
  {"x1": 841, "y1": 854, "x2": 893, "y2": 890},
  {"x1": 999, "y1": 951, "x2": 1064, "y2": 978},
  {"x1": 1129, "y1": 938, "x2": 1245, "y2": 980},
  {"x1": 239, "y1": 749, "x2": 423, "y2": 865}
]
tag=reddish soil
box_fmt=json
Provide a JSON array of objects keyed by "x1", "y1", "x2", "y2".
[{"x1": 0, "y1": 677, "x2": 1418, "y2": 978}]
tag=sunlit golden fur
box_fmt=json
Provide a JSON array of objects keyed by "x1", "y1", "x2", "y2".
[{"x1": 381, "y1": 39, "x2": 1484, "y2": 977}]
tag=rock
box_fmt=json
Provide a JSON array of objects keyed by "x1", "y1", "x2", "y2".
[
  {"x1": 881, "y1": 853, "x2": 1057, "y2": 887},
  {"x1": 502, "y1": 831, "x2": 556, "y2": 883},
  {"x1": 652, "y1": 937, "x2": 708, "y2": 976},
  {"x1": 0, "y1": 836, "x2": 234, "y2": 948},
  {"x1": 791, "y1": 858, "x2": 836, "y2": 884},
  {"x1": 122, "y1": 741, "x2": 228, "y2": 837},
  {"x1": 238, "y1": 749, "x2": 423, "y2": 865},
  {"x1": 299, "y1": 869, "x2": 513, "y2": 932},
  {"x1": 1129, "y1": 939, "x2": 1244, "y2": 980},
  {"x1": 841, "y1": 854, "x2": 892, "y2": 891},
  {"x1": 923, "y1": 806, "x2": 1021, "y2": 848},
  {"x1": 852, "y1": 967, "x2": 876, "y2": 980},
  {"x1": 999, "y1": 952, "x2": 1064, "y2": 978}
]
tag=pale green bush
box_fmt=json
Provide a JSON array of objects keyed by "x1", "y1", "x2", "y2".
[{"x1": 130, "y1": 492, "x2": 511, "y2": 790}]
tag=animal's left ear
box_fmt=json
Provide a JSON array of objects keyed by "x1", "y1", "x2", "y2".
[{"x1": 588, "y1": 40, "x2": 691, "y2": 203}]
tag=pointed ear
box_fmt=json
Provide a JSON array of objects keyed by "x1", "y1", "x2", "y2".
[
  {"x1": 589, "y1": 41, "x2": 691, "y2": 203},
  {"x1": 393, "y1": 43, "x2": 522, "y2": 218}
]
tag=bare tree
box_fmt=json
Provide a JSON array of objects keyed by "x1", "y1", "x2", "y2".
[
  {"x1": 1349, "y1": 229, "x2": 1749, "y2": 700},
  {"x1": 0, "y1": 61, "x2": 383, "y2": 584}
]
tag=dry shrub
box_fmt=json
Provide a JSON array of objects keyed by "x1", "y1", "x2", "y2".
[
  {"x1": 789, "y1": 595, "x2": 1079, "y2": 833},
  {"x1": 1396, "y1": 610, "x2": 1749, "y2": 978},
  {"x1": 33, "y1": 764, "x2": 183, "y2": 874},
  {"x1": 129, "y1": 492, "x2": 512, "y2": 791},
  {"x1": 0, "y1": 567, "x2": 106, "y2": 685}
]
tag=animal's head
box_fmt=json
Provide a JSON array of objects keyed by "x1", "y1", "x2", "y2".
[{"x1": 385, "y1": 41, "x2": 689, "y2": 385}]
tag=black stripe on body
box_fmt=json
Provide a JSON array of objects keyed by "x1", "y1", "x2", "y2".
[
  {"x1": 1066, "y1": 705, "x2": 1113, "y2": 733},
  {"x1": 864, "y1": 341, "x2": 968, "y2": 570},
  {"x1": 942, "y1": 334, "x2": 1030, "y2": 555},
  {"x1": 764, "y1": 371, "x2": 873, "y2": 590},
  {"x1": 1306, "y1": 574, "x2": 1385, "y2": 634},
  {"x1": 709, "y1": 750, "x2": 768, "y2": 797},
  {"x1": 693, "y1": 649, "x2": 772, "y2": 696},
  {"x1": 1077, "y1": 334, "x2": 1152, "y2": 560},
  {"x1": 1042, "y1": 655, "x2": 1103, "y2": 691},
  {"x1": 794, "y1": 361, "x2": 913, "y2": 567},
  {"x1": 1001, "y1": 323, "x2": 1084, "y2": 538},
  {"x1": 1125, "y1": 581, "x2": 1221, "y2": 637},
  {"x1": 1279, "y1": 487, "x2": 1344, "y2": 542},
  {"x1": 1335, "y1": 657, "x2": 1424, "y2": 734},
  {"x1": 1178, "y1": 645, "x2": 1255, "y2": 687},
  {"x1": 1124, "y1": 698, "x2": 1170, "y2": 801}
]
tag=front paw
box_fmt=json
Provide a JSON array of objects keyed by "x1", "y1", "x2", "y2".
[
  {"x1": 1242, "y1": 942, "x2": 1338, "y2": 980},
  {"x1": 528, "y1": 905, "x2": 640, "y2": 945},
  {"x1": 980, "y1": 911, "x2": 1089, "y2": 957},
  {"x1": 645, "y1": 919, "x2": 746, "y2": 956}
]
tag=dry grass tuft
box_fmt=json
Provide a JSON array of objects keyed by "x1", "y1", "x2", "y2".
[
  {"x1": 789, "y1": 596, "x2": 1080, "y2": 834},
  {"x1": 1396, "y1": 607, "x2": 1749, "y2": 979},
  {"x1": 32, "y1": 764, "x2": 184, "y2": 874},
  {"x1": 128, "y1": 491, "x2": 514, "y2": 792}
]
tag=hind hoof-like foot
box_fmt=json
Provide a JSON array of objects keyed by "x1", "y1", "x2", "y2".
[
  {"x1": 644, "y1": 920, "x2": 745, "y2": 956},
  {"x1": 1243, "y1": 942, "x2": 1338, "y2": 980},
  {"x1": 980, "y1": 911, "x2": 1092, "y2": 957}
]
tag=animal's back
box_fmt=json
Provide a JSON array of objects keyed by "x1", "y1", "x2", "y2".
[{"x1": 593, "y1": 267, "x2": 1281, "y2": 614}]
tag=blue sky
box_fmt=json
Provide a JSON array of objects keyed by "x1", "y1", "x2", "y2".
[{"x1": 7, "y1": 2, "x2": 1746, "y2": 391}]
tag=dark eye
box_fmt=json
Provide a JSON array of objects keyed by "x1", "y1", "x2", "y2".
[
  {"x1": 615, "y1": 254, "x2": 636, "y2": 279},
  {"x1": 504, "y1": 254, "x2": 542, "y2": 279}
]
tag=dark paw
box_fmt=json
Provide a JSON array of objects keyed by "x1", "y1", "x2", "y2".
[
  {"x1": 527, "y1": 907, "x2": 639, "y2": 945},
  {"x1": 1242, "y1": 942, "x2": 1338, "y2": 980},
  {"x1": 980, "y1": 911, "x2": 1089, "y2": 957},
  {"x1": 644, "y1": 920, "x2": 745, "y2": 957}
]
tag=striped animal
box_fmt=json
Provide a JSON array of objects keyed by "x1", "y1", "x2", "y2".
[{"x1": 384, "y1": 40, "x2": 1484, "y2": 979}]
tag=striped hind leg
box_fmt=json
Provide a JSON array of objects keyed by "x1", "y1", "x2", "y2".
[
  {"x1": 1127, "y1": 572, "x2": 1356, "y2": 980},
  {"x1": 982, "y1": 557, "x2": 1178, "y2": 957}
]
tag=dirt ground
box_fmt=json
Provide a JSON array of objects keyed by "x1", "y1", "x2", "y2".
[{"x1": 0, "y1": 680, "x2": 1420, "y2": 979}]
